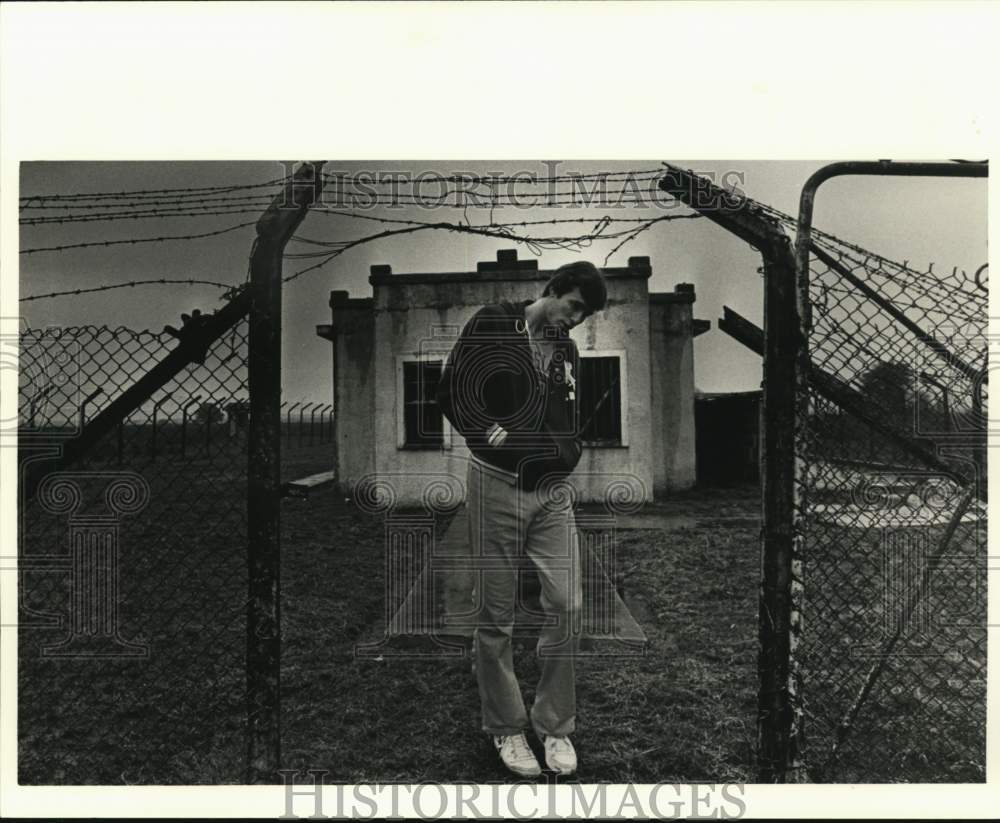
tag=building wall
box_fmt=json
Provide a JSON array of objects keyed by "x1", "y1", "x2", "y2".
[
  {"x1": 649, "y1": 288, "x2": 698, "y2": 493},
  {"x1": 570, "y1": 274, "x2": 654, "y2": 506},
  {"x1": 328, "y1": 293, "x2": 375, "y2": 492}
]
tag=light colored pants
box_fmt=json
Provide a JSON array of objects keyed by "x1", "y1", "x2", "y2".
[{"x1": 466, "y1": 457, "x2": 583, "y2": 738}]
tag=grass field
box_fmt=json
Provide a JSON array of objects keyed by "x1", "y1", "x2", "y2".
[
  {"x1": 17, "y1": 443, "x2": 985, "y2": 784},
  {"x1": 279, "y1": 483, "x2": 762, "y2": 784},
  {"x1": 17, "y1": 442, "x2": 333, "y2": 784}
]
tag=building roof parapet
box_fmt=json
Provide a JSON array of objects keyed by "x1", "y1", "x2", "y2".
[{"x1": 367, "y1": 250, "x2": 653, "y2": 286}]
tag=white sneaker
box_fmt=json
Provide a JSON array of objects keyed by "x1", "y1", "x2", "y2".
[
  {"x1": 543, "y1": 734, "x2": 577, "y2": 775},
  {"x1": 493, "y1": 733, "x2": 541, "y2": 777}
]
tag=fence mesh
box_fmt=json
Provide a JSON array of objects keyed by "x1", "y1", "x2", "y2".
[
  {"x1": 17, "y1": 322, "x2": 253, "y2": 784},
  {"x1": 796, "y1": 232, "x2": 988, "y2": 781}
]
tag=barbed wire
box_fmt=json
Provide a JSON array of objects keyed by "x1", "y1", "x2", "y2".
[
  {"x1": 748, "y1": 199, "x2": 986, "y2": 301},
  {"x1": 21, "y1": 194, "x2": 277, "y2": 210},
  {"x1": 318, "y1": 169, "x2": 668, "y2": 185},
  {"x1": 282, "y1": 213, "x2": 700, "y2": 282},
  {"x1": 293, "y1": 210, "x2": 698, "y2": 239},
  {"x1": 703, "y1": 189, "x2": 989, "y2": 324},
  {"x1": 21, "y1": 206, "x2": 265, "y2": 226},
  {"x1": 18, "y1": 169, "x2": 667, "y2": 206},
  {"x1": 20, "y1": 187, "x2": 678, "y2": 225},
  {"x1": 21, "y1": 221, "x2": 259, "y2": 255},
  {"x1": 19, "y1": 176, "x2": 290, "y2": 203},
  {"x1": 18, "y1": 209, "x2": 699, "y2": 301},
  {"x1": 19, "y1": 164, "x2": 986, "y2": 327},
  {"x1": 813, "y1": 242, "x2": 984, "y2": 324},
  {"x1": 19, "y1": 279, "x2": 240, "y2": 303},
  {"x1": 19, "y1": 323, "x2": 170, "y2": 339},
  {"x1": 14, "y1": 169, "x2": 662, "y2": 205},
  {"x1": 21, "y1": 202, "x2": 697, "y2": 257}
]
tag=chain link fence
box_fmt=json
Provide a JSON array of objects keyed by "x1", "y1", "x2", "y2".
[
  {"x1": 658, "y1": 162, "x2": 987, "y2": 783},
  {"x1": 796, "y1": 216, "x2": 987, "y2": 781},
  {"x1": 16, "y1": 164, "x2": 326, "y2": 785},
  {"x1": 18, "y1": 321, "x2": 252, "y2": 783}
]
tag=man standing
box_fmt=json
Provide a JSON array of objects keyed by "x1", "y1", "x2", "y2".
[{"x1": 436, "y1": 260, "x2": 608, "y2": 778}]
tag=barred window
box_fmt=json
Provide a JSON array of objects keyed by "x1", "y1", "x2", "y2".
[
  {"x1": 402, "y1": 360, "x2": 444, "y2": 447},
  {"x1": 578, "y1": 356, "x2": 622, "y2": 445}
]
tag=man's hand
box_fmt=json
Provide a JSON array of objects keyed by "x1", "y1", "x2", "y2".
[{"x1": 486, "y1": 422, "x2": 509, "y2": 447}]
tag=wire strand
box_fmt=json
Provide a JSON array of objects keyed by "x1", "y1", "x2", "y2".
[
  {"x1": 19, "y1": 175, "x2": 289, "y2": 203},
  {"x1": 20, "y1": 279, "x2": 238, "y2": 303},
  {"x1": 21, "y1": 220, "x2": 258, "y2": 255}
]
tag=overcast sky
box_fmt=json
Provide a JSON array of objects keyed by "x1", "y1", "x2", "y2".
[{"x1": 19, "y1": 160, "x2": 987, "y2": 403}]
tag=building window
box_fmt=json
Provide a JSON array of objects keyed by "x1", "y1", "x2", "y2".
[
  {"x1": 578, "y1": 355, "x2": 624, "y2": 446},
  {"x1": 401, "y1": 359, "x2": 445, "y2": 448}
]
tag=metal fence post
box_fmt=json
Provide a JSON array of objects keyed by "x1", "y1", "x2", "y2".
[
  {"x1": 245, "y1": 161, "x2": 324, "y2": 783},
  {"x1": 298, "y1": 402, "x2": 313, "y2": 449},
  {"x1": 286, "y1": 402, "x2": 300, "y2": 449},
  {"x1": 181, "y1": 394, "x2": 202, "y2": 459},
  {"x1": 657, "y1": 164, "x2": 807, "y2": 782},
  {"x1": 309, "y1": 404, "x2": 319, "y2": 447},
  {"x1": 758, "y1": 236, "x2": 807, "y2": 782},
  {"x1": 321, "y1": 404, "x2": 333, "y2": 443},
  {"x1": 79, "y1": 387, "x2": 104, "y2": 431},
  {"x1": 205, "y1": 400, "x2": 214, "y2": 458},
  {"x1": 150, "y1": 391, "x2": 173, "y2": 461},
  {"x1": 29, "y1": 385, "x2": 53, "y2": 429}
]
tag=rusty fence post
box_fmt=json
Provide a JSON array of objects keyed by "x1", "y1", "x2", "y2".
[
  {"x1": 321, "y1": 404, "x2": 333, "y2": 443},
  {"x1": 286, "y1": 401, "x2": 300, "y2": 449},
  {"x1": 298, "y1": 402, "x2": 313, "y2": 449},
  {"x1": 245, "y1": 161, "x2": 324, "y2": 783},
  {"x1": 758, "y1": 235, "x2": 808, "y2": 782},
  {"x1": 657, "y1": 164, "x2": 806, "y2": 781}
]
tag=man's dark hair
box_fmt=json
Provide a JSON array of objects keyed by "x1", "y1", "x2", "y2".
[{"x1": 542, "y1": 261, "x2": 608, "y2": 313}]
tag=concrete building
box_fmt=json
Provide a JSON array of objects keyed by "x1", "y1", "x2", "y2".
[{"x1": 317, "y1": 250, "x2": 708, "y2": 506}]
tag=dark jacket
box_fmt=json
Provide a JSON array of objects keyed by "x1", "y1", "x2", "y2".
[{"x1": 436, "y1": 300, "x2": 582, "y2": 491}]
